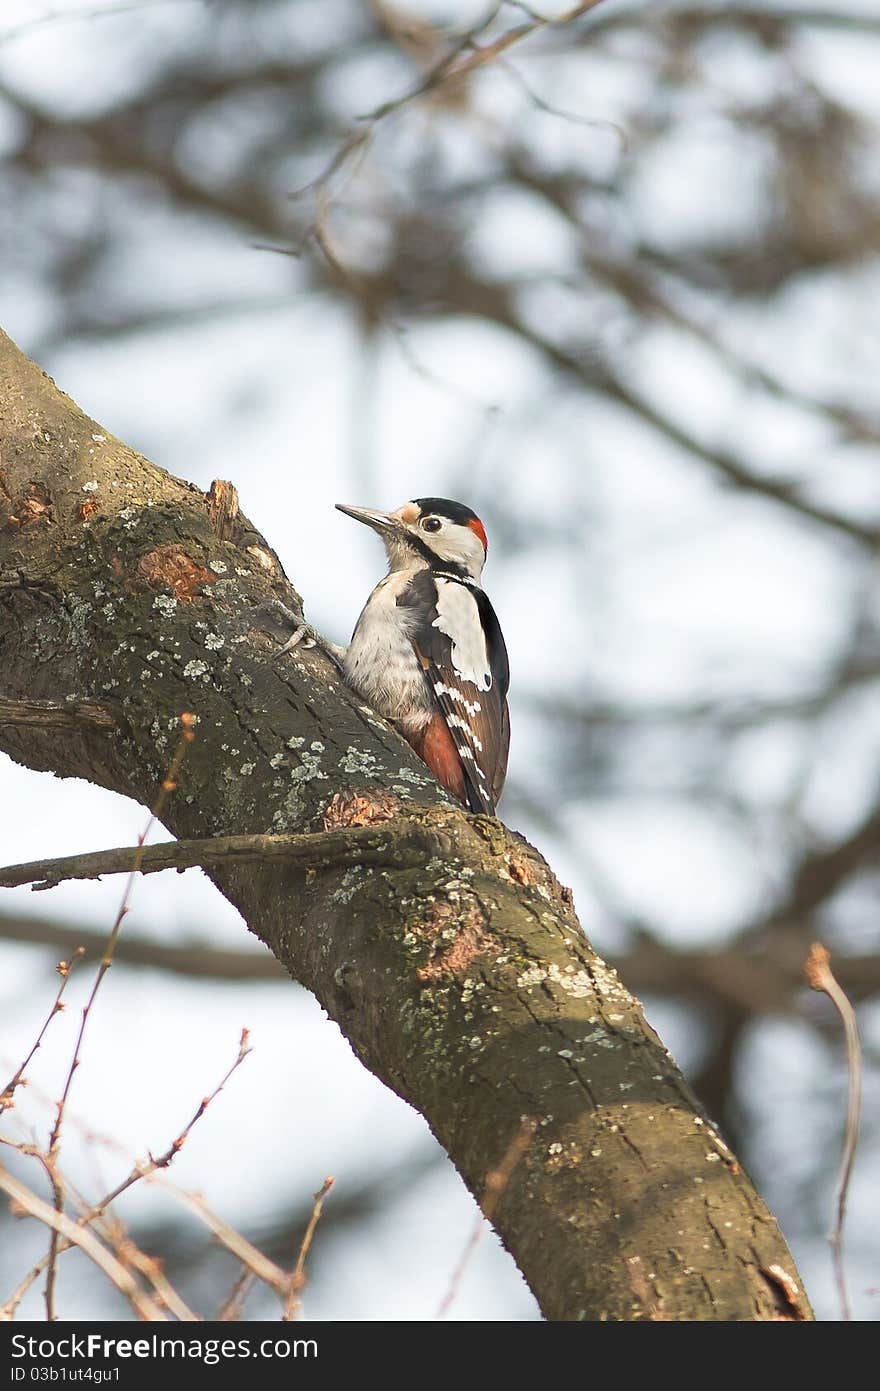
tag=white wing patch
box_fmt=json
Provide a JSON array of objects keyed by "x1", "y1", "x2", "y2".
[{"x1": 431, "y1": 579, "x2": 492, "y2": 691}]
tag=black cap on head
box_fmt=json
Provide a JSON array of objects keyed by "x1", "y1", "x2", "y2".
[{"x1": 412, "y1": 497, "x2": 480, "y2": 525}]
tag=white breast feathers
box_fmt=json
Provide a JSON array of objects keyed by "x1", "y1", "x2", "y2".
[{"x1": 343, "y1": 569, "x2": 432, "y2": 730}]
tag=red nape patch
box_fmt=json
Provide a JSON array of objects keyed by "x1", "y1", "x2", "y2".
[{"x1": 468, "y1": 516, "x2": 488, "y2": 553}]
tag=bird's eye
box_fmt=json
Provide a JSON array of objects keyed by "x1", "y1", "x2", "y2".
[{"x1": 421, "y1": 516, "x2": 442, "y2": 533}]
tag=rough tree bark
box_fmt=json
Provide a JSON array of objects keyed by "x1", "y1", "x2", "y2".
[{"x1": 0, "y1": 328, "x2": 812, "y2": 1321}]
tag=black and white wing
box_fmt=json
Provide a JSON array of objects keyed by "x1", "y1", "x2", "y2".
[{"x1": 408, "y1": 573, "x2": 510, "y2": 815}]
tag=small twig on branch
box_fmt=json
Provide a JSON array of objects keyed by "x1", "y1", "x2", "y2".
[
  {"x1": 96, "y1": 1028, "x2": 252, "y2": 1213},
  {"x1": 67, "y1": 1179, "x2": 198, "y2": 1324},
  {"x1": 218, "y1": 1266, "x2": 256, "y2": 1322},
  {"x1": 293, "y1": 0, "x2": 609, "y2": 229},
  {"x1": 43, "y1": 713, "x2": 197, "y2": 1319},
  {"x1": 359, "y1": 2, "x2": 505, "y2": 123},
  {"x1": 1, "y1": 1030, "x2": 250, "y2": 1321},
  {"x1": 0, "y1": 1163, "x2": 167, "y2": 1322},
  {"x1": 363, "y1": 1, "x2": 607, "y2": 122},
  {"x1": 0, "y1": 696, "x2": 116, "y2": 733},
  {"x1": 283, "y1": 1177, "x2": 335, "y2": 1321},
  {"x1": 109, "y1": 1231, "x2": 197, "y2": 1322},
  {"x1": 805, "y1": 942, "x2": 862, "y2": 1322},
  {"x1": 0, "y1": 949, "x2": 84, "y2": 1116},
  {"x1": 156, "y1": 1182, "x2": 294, "y2": 1298},
  {"x1": 437, "y1": 1118, "x2": 535, "y2": 1318},
  {"x1": 0, "y1": 823, "x2": 423, "y2": 892}
]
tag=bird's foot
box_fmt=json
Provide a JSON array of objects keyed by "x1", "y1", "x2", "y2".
[{"x1": 266, "y1": 598, "x2": 346, "y2": 667}]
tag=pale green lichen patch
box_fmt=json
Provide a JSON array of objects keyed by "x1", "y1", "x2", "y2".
[
  {"x1": 204, "y1": 632, "x2": 225, "y2": 650},
  {"x1": 331, "y1": 866, "x2": 369, "y2": 904},
  {"x1": 340, "y1": 748, "x2": 379, "y2": 776},
  {"x1": 515, "y1": 961, "x2": 595, "y2": 999},
  {"x1": 183, "y1": 658, "x2": 210, "y2": 680},
  {"x1": 149, "y1": 717, "x2": 168, "y2": 751},
  {"x1": 271, "y1": 743, "x2": 329, "y2": 828},
  {"x1": 395, "y1": 765, "x2": 434, "y2": 787},
  {"x1": 586, "y1": 958, "x2": 631, "y2": 1008}
]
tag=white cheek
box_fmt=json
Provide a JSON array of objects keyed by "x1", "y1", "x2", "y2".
[{"x1": 431, "y1": 525, "x2": 485, "y2": 575}]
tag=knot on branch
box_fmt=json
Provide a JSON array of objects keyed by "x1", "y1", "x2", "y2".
[
  {"x1": 322, "y1": 789, "x2": 403, "y2": 829},
  {"x1": 414, "y1": 899, "x2": 498, "y2": 985},
  {"x1": 127, "y1": 544, "x2": 217, "y2": 602},
  {"x1": 0, "y1": 473, "x2": 54, "y2": 530}
]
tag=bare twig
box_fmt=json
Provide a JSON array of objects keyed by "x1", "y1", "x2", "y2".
[
  {"x1": 282, "y1": 1177, "x2": 335, "y2": 1321},
  {"x1": 0, "y1": 823, "x2": 423, "y2": 891},
  {"x1": 359, "y1": 3, "x2": 506, "y2": 123},
  {"x1": 145, "y1": 1171, "x2": 335, "y2": 1318},
  {"x1": 0, "y1": 949, "x2": 84, "y2": 1116},
  {"x1": 364, "y1": 1, "x2": 608, "y2": 122},
  {"x1": 92, "y1": 1209, "x2": 198, "y2": 1323},
  {"x1": 0, "y1": 1163, "x2": 167, "y2": 1322},
  {"x1": 437, "y1": 1119, "x2": 534, "y2": 1318},
  {"x1": 0, "y1": 1247, "x2": 47, "y2": 1320},
  {"x1": 156, "y1": 1183, "x2": 293, "y2": 1296},
  {"x1": 0, "y1": 697, "x2": 116, "y2": 733},
  {"x1": 1, "y1": 1030, "x2": 250, "y2": 1321},
  {"x1": 805, "y1": 943, "x2": 862, "y2": 1322},
  {"x1": 291, "y1": 0, "x2": 610, "y2": 238},
  {"x1": 93, "y1": 1028, "x2": 252, "y2": 1213},
  {"x1": 218, "y1": 1266, "x2": 256, "y2": 1322},
  {"x1": 43, "y1": 713, "x2": 197, "y2": 1319}
]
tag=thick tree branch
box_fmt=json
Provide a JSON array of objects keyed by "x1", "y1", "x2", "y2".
[{"x1": 0, "y1": 327, "x2": 812, "y2": 1321}]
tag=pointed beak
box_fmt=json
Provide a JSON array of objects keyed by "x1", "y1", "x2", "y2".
[{"x1": 335, "y1": 503, "x2": 397, "y2": 535}]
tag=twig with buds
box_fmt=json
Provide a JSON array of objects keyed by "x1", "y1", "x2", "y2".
[{"x1": 805, "y1": 942, "x2": 862, "y2": 1322}]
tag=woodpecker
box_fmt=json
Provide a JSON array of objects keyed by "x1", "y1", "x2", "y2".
[{"x1": 336, "y1": 498, "x2": 510, "y2": 816}]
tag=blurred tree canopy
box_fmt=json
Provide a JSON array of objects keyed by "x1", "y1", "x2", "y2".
[{"x1": 2, "y1": 0, "x2": 879, "y2": 1318}]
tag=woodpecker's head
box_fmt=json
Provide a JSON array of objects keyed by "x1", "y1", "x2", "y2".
[{"x1": 336, "y1": 497, "x2": 488, "y2": 579}]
